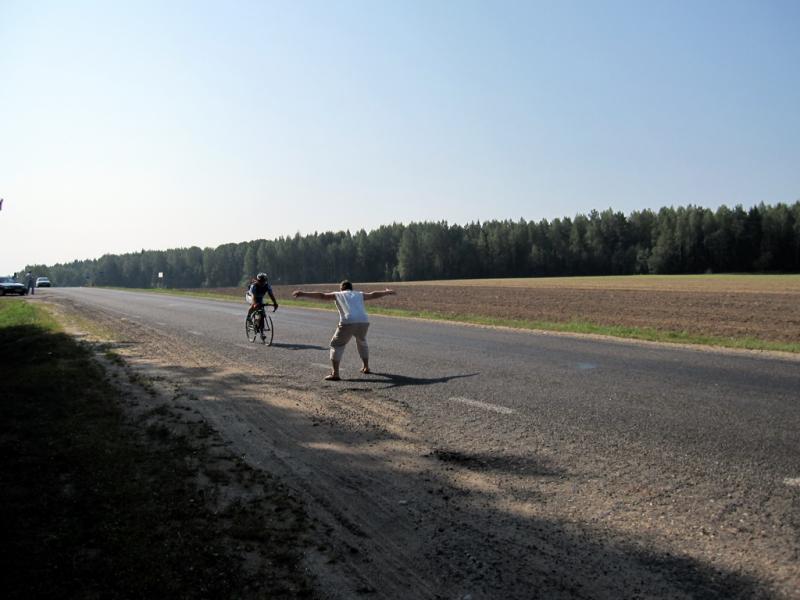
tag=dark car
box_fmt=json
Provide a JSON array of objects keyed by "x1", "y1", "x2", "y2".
[
  {"x1": 0, "y1": 276, "x2": 27, "y2": 295},
  {"x1": 35, "y1": 277, "x2": 51, "y2": 288}
]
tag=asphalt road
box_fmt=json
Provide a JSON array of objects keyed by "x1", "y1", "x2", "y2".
[{"x1": 44, "y1": 287, "x2": 800, "y2": 599}]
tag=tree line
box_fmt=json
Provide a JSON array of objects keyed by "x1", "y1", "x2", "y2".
[{"x1": 23, "y1": 202, "x2": 800, "y2": 288}]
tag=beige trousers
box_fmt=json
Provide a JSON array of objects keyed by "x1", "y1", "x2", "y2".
[{"x1": 329, "y1": 322, "x2": 370, "y2": 363}]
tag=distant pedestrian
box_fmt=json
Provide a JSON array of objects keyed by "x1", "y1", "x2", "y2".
[
  {"x1": 26, "y1": 272, "x2": 34, "y2": 295},
  {"x1": 292, "y1": 280, "x2": 396, "y2": 381}
]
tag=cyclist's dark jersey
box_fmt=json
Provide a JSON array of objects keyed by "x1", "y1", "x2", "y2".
[{"x1": 248, "y1": 281, "x2": 273, "y2": 304}]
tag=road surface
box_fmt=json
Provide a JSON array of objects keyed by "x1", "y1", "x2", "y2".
[{"x1": 42, "y1": 288, "x2": 800, "y2": 599}]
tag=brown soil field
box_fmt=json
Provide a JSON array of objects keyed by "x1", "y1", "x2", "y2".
[
  {"x1": 209, "y1": 275, "x2": 800, "y2": 346},
  {"x1": 392, "y1": 274, "x2": 800, "y2": 294}
]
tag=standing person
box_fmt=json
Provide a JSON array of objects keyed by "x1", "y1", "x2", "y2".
[
  {"x1": 292, "y1": 280, "x2": 396, "y2": 381},
  {"x1": 26, "y1": 272, "x2": 34, "y2": 295}
]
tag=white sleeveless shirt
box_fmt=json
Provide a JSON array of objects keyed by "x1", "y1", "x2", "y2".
[{"x1": 333, "y1": 290, "x2": 369, "y2": 324}]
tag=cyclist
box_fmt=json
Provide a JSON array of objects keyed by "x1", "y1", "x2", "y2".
[{"x1": 247, "y1": 273, "x2": 278, "y2": 339}]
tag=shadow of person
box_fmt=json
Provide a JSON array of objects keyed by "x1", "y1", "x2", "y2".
[
  {"x1": 271, "y1": 342, "x2": 328, "y2": 351},
  {"x1": 429, "y1": 448, "x2": 564, "y2": 478},
  {"x1": 359, "y1": 371, "x2": 479, "y2": 389}
]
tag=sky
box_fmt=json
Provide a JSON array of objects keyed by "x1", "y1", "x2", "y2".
[{"x1": 1, "y1": 0, "x2": 798, "y2": 275}]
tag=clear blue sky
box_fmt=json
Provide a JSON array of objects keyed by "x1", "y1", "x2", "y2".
[{"x1": 1, "y1": 0, "x2": 798, "y2": 275}]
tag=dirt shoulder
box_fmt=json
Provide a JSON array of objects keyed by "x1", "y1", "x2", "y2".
[{"x1": 0, "y1": 297, "x2": 314, "y2": 599}]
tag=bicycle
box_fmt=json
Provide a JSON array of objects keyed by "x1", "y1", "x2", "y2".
[{"x1": 245, "y1": 301, "x2": 276, "y2": 345}]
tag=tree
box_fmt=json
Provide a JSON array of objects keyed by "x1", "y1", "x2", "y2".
[
  {"x1": 397, "y1": 227, "x2": 422, "y2": 281},
  {"x1": 29, "y1": 201, "x2": 800, "y2": 286},
  {"x1": 242, "y1": 245, "x2": 258, "y2": 283},
  {"x1": 649, "y1": 208, "x2": 680, "y2": 274}
]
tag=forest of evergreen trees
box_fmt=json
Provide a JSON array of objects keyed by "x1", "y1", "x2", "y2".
[{"x1": 24, "y1": 202, "x2": 800, "y2": 288}]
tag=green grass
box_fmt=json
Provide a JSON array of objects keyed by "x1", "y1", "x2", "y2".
[
  {"x1": 0, "y1": 299, "x2": 313, "y2": 598},
  {"x1": 114, "y1": 286, "x2": 800, "y2": 354},
  {"x1": 0, "y1": 297, "x2": 60, "y2": 329}
]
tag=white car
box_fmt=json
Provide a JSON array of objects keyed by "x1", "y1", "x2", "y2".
[{"x1": 35, "y1": 277, "x2": 51, "y2": 288}]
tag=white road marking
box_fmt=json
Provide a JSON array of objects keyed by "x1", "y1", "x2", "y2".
[
  {"x1": 784, "y1": 477, "x2": 800, "y2": 488},
  {"x1": 449, "y1": 396, "x2": 514, "y2": 415},
  {"x1": 304, "y1": 441, "x2": 359, "y2": 454},
  {"x1": 577, "y1": 362, "x2": 597, "y2": 370},
  {"x1": 187, "y1": 330, "x2": 203, "y2": 336}
]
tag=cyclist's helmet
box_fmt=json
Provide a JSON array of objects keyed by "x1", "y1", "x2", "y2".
[{"x1": 257, "y1": 273, "x2": 268, "y2": 282}]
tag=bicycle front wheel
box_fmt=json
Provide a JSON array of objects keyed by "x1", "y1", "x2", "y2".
[
  {"x1": 262, "y1": 314, "x2": 274, "y2": 346},
  {"x1": 245, "y1": 314, "x2": 257, "y2": 342}
]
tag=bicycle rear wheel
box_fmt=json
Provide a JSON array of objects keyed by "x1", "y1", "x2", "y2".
[
  {"x1": 245, "y1": 314, "x2": 257, "y2": 342},
  {"x1": 261, "y1": 314, "x2": 274, "y2": 346}
]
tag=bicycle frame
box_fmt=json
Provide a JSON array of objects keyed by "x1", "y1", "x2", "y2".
[{"x1": 245, "y1": 303, "x2": 275, "y2": 345}]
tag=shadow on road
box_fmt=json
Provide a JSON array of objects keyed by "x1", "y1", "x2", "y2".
[
  {"x1": 352, "y1": 371, "x2": 479, "y2": 389},
  {"x1": 270, "y1": 342, "x2": 329, "y2": 351},
  {"x1": 429, "y1": 448, "x2": 565, "y2": 478}
]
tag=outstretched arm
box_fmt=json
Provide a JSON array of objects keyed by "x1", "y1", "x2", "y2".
[
  {"x1": 362, "y1": 288, "x2": 396, "y2": 301},
  {"x1": 293, "y1": 290, "x2": 337, "y2": 300}
]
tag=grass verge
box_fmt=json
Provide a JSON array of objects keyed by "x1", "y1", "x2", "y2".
[
  {"x1": 0, "y1": 299, "x2": 313, "y2": 599},
  {"x1": 111, "y1": 287, "x2": 800, "y2": 354}
]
